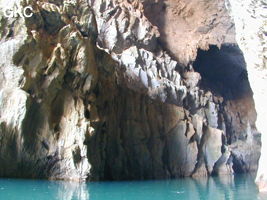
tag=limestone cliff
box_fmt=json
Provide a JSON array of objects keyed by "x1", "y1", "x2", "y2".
[
  {"x1": 0, "y1": 0, "x2": 261, "y2": 181},
  {"x1": 227, "y1": 0, "x2": 267, "y2": 192}
]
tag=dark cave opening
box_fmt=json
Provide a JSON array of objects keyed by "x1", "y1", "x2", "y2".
[
  {"x1": 193, "y1": 44, "x2": 259, "y2": 174},
  {"x1": 193, "y1": 44, "x2": 252, "y2": 100}
]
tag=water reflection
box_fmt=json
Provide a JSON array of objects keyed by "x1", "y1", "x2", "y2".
[
  {"x1": 56, "y1": 181, "x2": 89, "y2": 200},
  {"x1": 0, "y1": 179, "x2": 89, "y2": 200},
  {"x1": 75, "y1": 175, "x2": 267, "y2": 200},
  {"x1": 86, "y1": 175, "x2": 265, "y2": 200},
  {"x1": 1, "y1": 175, "x2": 267, "y2": 200}
]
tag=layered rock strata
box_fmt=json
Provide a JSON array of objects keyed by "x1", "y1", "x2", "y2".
[{"x1": 0, "y1": 0, "x2": 261, "y2": 181}]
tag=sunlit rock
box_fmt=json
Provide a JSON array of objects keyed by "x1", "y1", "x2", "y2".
[
  {"x1": 0, "y1": 0, "x2": 263, "y2": 182},
  {"x1": 227, "y1": 0, "x2": 267, "y2": 192}
]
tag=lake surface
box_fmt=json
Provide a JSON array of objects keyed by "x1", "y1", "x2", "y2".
[{"x1": 0, "y1": 175, "x2": 267, "y2": 200}]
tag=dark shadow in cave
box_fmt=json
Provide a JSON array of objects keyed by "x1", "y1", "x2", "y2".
[
  {"x1": 193, "y1": 44, "x2": 253, "y2": 100},
  {"x1": 142, "y1": 0, "x2": 179, "y2": 61}
]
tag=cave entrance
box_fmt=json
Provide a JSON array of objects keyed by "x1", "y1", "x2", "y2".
[
  {"x1": 193, "y1": 44, "x2": 252, "y2": 100},
  {"x1": 193, "y1": 44, "x2": 259, "y2": 174}
]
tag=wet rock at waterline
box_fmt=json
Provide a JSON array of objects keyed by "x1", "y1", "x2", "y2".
[{"x1": 0, "y1": 0, "x2": 262, "y2": 182}]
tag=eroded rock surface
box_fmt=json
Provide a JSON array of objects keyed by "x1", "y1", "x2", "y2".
[
  {"x1": 227, "y1": 0, "x2": 267, "y2": 192},
  {"x1": 0, "y1": 0, "x2": 261, "y2": 181}
]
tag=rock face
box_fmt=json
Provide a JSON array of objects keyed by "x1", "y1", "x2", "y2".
[
  {"x1": 0, "y1": 0, "x2": 261, "y2": 181},
  {"x1": 227, "y1": 0, "x2": 267, "y2": 192}
]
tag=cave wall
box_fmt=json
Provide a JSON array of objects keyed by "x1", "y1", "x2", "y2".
[
  {"x1": 227, "y1": 0, "x2": 267, "y2": 191},
  {"x1": 0, "y1": 0, "x2": 261, "y2": 181}
]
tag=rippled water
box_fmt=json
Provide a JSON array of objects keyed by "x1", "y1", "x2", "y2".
[{"x1": 0, "y1": 175, "x2": 266, "y2": 200}]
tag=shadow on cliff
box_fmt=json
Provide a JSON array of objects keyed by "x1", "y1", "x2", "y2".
[
  {"x1": 0, "y1": 99, "x2": 56, "y2": 179},
  {"x1": 142, "y1": 0, "x2": 174, "y2": 57},
  {"x1": 0, "y1": 119, "x2": 45, "y2": 178},
  {"x1": 0, "y1": 122, "x2": 21, "y2": 177}
]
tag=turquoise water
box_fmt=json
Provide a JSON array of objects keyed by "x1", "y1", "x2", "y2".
[{"x1": 0, "y1": 175, "x2": 267, "y2": 200}]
